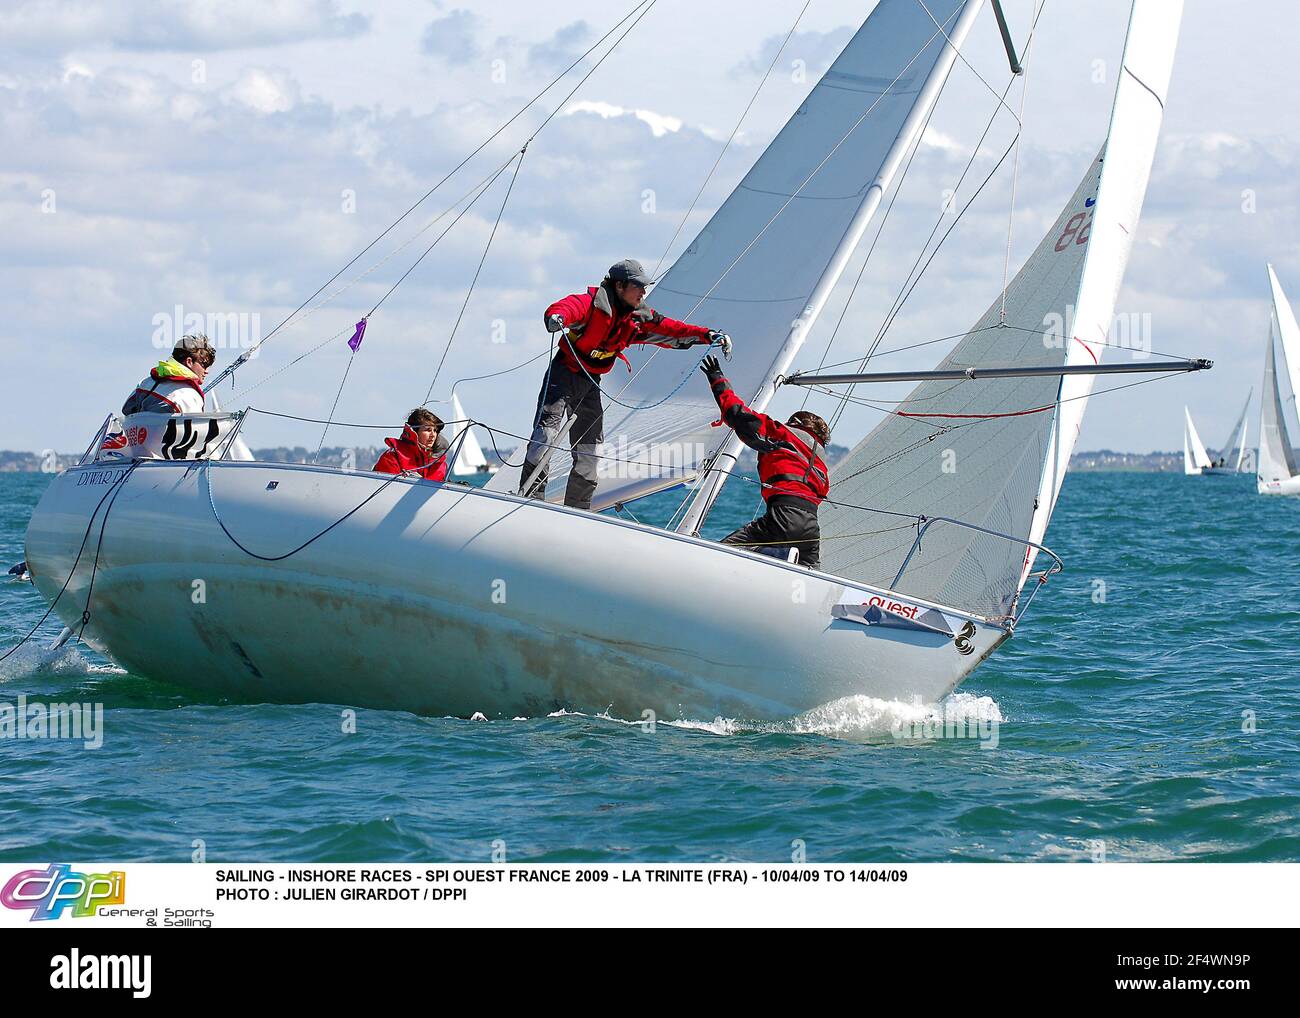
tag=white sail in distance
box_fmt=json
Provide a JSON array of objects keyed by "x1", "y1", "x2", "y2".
[
  {"x1": 820, "y1": 0, "x2": 1183, "y2": 618},
  {"x1": 491, "y1": 0, "x2": 986, "y2": 510},
  {"x1": 1184, "y1": 406, "x2": 1212, "y2": 473},
  {"x1": 449, "y1": 392, "x2": 492, "y2": 474}
]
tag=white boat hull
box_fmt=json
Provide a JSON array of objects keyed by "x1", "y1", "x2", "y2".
[
  {"x1": 1258, "y1": 474, "x2": 1300, "y2": 495},
  {"x1": 23, "y1": 462, "x2": 1007, "y2": 720}
]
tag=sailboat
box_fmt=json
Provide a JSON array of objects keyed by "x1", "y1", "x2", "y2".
[
  {"x1": 1183, "y1": 406, "x2": 1213, "y2": 475},
  {"x1": 447, "y1": 393, "x2": 498, "y2": 476},
  {"x1": 21, "y1": 1, "x2": 1193, "y2": 720},
  {"x1": 1258, "y1": 265, "x2": 1300, "y2": 495},
  {"x1": 1185, "y1": 395, "x2": 1251, "y2": 475}
]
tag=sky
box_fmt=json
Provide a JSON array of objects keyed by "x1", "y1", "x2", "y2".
[{"x1": 1, "y1": 0, "x2": 1297, "y2": 457}]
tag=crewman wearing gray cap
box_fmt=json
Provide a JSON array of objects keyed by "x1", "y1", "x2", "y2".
[
  {"x1": 122, "y1": 332, "x2": 216, "y2": 416},
  {"x1": 520, "y1": 259, "x2": 732, "y2": 509}
]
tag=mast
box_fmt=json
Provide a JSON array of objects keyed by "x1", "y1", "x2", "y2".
[{"x1": 674, "y1": 0, "x2": 988, "y2": 535}]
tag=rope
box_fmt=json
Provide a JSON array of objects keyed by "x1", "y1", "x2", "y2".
[
  {"x1": 0, "y1": 464, "x2": 137, "y2": 663},
  {"x1": 560, "y1": 329, "x2": 713, "y2": 411},
  {"x1": 75, "y1": 461, "x2": 136, "y2": 641},
  {"x1": 203, "y1": 459, "x2": 404, "y2": 562}
]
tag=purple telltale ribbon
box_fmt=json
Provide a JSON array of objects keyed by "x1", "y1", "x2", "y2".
[{"x1": 347, "y1": 318, "x2": 367, "y2": 353}]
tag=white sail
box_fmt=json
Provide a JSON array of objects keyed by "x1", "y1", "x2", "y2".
[
  {"x1": 1267, "y1": 265, "x2": 1300, "y2": 424},
  {"x1": 819, "y1": 0, "x2": 1182, "y2": 619},
  {"x1": 1258, "y1": 267, "x2": 1300, "y2": 489},
  {"x1": 490, "y1": 0, "x2": 986, "y2": 511},
  {"x1": 1183, "y1": 406, "x2": 1212, "y2": 472},
  {"x1": 448, "y1": 392, "x2": 494, "y2": 475}
]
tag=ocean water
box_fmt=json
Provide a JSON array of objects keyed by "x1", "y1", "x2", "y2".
[{"x1": 1, "y1": 469, "x2": 1298, "y2": 863}]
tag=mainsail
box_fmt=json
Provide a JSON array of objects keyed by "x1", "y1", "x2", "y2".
[
  {"x1": 1183, "y1": 407, "x2": 1212, "y2": 474},
  {"x1": 490, "y1": 0, "x2": 985, "y2": 509},
  {"x1": 1258, "y1": 266, "x2": 1300, "y2": 485},
  {"x1": 820, "y1": 0, "x2": 1182, "y2": 619}
]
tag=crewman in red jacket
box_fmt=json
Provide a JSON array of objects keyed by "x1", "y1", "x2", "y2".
[
  {"x1": 519, "y1": 259, "x2": 731, "y2": 509},
  {"x1": 700, "y1": 354, "x2": 831, "y2": 569},
  {"x1": 373, "y1": 408, "x2": 449, "y2": 482}
]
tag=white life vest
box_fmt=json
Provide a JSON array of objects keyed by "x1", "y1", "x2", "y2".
[{"x1": 120, "y1": 412, "x2": 242, "y2": 460}]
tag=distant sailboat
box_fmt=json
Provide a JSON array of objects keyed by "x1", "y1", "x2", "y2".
[
  {"x1": 447, "y1": 393, "x2": 498, "y2": 476},
  {"x1": 1185, "y1": 393, "x2": 1251, "y2": 475},
  {"x1": 1258, "y1": 265, "x2": 1300, "y2": 495}
]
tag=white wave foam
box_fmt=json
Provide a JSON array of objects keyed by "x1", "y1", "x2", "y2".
[
  {"x1": 540, "y1": 692, "x2": 1002, "y2": 742},
  {"x1": 780, "y1": 691, "x2": 1004, "y2": 742},
  {"x1": 0, "y1": 641, "x2": 125, "y2": 684}
]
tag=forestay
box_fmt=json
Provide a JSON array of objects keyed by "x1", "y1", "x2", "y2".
[{"x1": 490, "y1": 0, "x2": 979, "y2": 507}]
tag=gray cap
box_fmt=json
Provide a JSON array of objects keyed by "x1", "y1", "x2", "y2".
[
  {"x1": 177, "y1": 333, "x2": 215, "y2": 356},
  {"x1": 608, "y1": 258, "x2": 651, "y2": 287}
]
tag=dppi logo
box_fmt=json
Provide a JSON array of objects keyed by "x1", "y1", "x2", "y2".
[{"x1": 1, "y1": 864, "x2": 125, "y2": 921}]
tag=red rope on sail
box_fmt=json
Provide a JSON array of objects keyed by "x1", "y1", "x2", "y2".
[{"x1": 898, "y1": 403, "x2": 1054, "y2": 419}]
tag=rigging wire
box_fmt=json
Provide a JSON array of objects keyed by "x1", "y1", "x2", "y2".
[
  {"x1": 310, "y1": 154, "x2": 519, "y2": 457},
  {"x1": 212, "y1": 0, "x2": 660, "y2": 392},
  {"x1": 648, "y1": 0, "x2": 813, "y2": 281},
  {"x1": 424, "y1": 146, "x2": 530, "y2": 405},
  {"x1": 826, "y1": 0, "x2": 1048, "y2": 431}
]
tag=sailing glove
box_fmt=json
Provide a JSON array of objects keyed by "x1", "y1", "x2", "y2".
[
  {"x1": 545, "y1": 314, "x2": 565, "y2": 333},
  {"x1": 708, "y1": 330, "x2": 733, "y2": 360},
  {"x1": 700, "y1": 354, "x2": 725, "y2": 384}
]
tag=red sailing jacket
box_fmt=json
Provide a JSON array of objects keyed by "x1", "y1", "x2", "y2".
[
  {"x1": 707, "y1": 373, "x2": 829, "y2": 506},
  {"x1": 372, "y1": 426, "x2": 449, "y2": 482},
  {"x1": 545, "y1": 283, "x2": 711, "y2": 375}
]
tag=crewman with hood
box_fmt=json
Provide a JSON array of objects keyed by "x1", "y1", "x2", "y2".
[
  {"x1": 373, "y1": 408, "x2": 450, "y2": 481},
  {"x1": 519, "y1": 258, "x2": 732, "y2": 510},
  {"x1": 122, "y1": 333, "x2": 215, "y2": 416},
  {"x1": 700, "y1": 354, "x2": 831, "y2": 569}
]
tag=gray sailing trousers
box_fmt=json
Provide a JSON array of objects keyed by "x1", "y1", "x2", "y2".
[
  {"x1": 722, "y1": 495, "x2": 822, "y2": 569},
  {"x1": 519, "y1": 357, "x2": 604, "y2": 509}
]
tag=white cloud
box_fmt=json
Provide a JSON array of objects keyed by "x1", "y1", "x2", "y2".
[
  {"x1": 228, "y1": 68, "x2": 299, "y2": 114},
  {"x1": 562, "y1": 100, "x2": 683, "y2": 138}
]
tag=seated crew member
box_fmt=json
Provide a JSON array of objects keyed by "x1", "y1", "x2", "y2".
[
  {"x1": 373, "y1": 408, "x2": 450, "y2": 481},
  {"x1": 122, "y1": 333, "x2": 215, "y2": 416},
  {"x1": 519, "y1": 258, "x2": 731, "y2": 510},
  {"x1": 700, "y1": 354, "x2": 831, "y2": 570}
]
